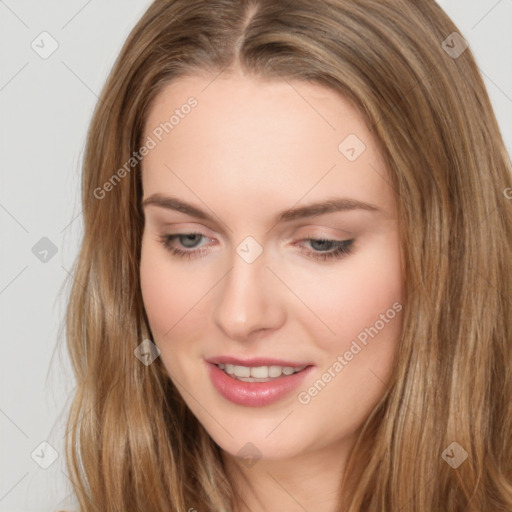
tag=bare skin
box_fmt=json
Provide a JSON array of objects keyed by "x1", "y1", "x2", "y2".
[{"x1": 139, "y1": 68, "x2": 403, "y2": 511}]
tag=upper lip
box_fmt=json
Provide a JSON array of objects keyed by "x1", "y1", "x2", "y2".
[{"x1": 206, "y1": 356, "x2": 313, "y2": 368}]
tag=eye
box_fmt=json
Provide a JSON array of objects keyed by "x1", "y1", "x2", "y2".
[
  {"x1": 297, "y1": 238, "x2": 354, "y2": 261},
  {"x1": 157, "y1": 233, "x2": 355, "y2": 262},
  {"x1": 158, "y1": 232, "x2": 213, "y2": 259}
]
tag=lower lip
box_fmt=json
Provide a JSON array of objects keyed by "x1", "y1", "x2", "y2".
[{"x1": 205, "y1": 361, "x2": 314, "y2": 407}]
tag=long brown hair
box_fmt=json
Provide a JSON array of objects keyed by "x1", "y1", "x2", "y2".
[{"x1": 62, "y1": 0, "x2": 512, "y2": 510}]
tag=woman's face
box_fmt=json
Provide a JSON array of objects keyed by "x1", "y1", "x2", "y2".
[{"x1": 139, "y1": 72, "x2": 403, "y2": 464}]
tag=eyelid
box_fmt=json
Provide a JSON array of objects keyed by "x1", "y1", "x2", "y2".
[
  {"x1": 149, "y1": 215, "x2": 231, "y2": 240},
  {"x1": 293, "y1": 225, "x2": 354, "y2": 239},
  {"x1": 156, "y1": 223, "x2": 219, "y2": 241}
]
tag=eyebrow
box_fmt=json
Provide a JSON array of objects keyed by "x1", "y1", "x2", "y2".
[{"x1": 142, "y1": 194, "x2": 382, "y2": 224}]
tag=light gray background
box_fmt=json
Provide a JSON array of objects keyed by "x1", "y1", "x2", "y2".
[{"x1": 1, "y1": 1, "x2": 511, "y2": 511}]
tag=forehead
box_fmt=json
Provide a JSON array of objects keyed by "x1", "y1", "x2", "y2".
[
  {"x1": 141, "y1": 73, "x2": 396, "y2": 220},
  {"x1": 143, "y1": 73, "x2": 366, "y2": 154}
]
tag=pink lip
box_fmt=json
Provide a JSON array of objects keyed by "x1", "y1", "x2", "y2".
[
  {"x1": 205, "y1": 356, "x2": 312, "y2": 368},
  {"x1": 204, "y1": 360, "x2": 314, "y2": 407}
]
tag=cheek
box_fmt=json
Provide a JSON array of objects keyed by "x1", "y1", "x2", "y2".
[
  {"x1": 140, "y1": 230, "x2": 403, "y2": 356},
  {"x1": 292, "y1": 235, "x2": 403, "y2": 354},
  {"x1": 139, "y1": 237, "x2": 205, "y2": 341},
  {"x1": 139, "y1": 238, "x2": 214, "y2": 386},
  {"x1": 292, "y1": 240, "x2": 403, "y2": 436}
]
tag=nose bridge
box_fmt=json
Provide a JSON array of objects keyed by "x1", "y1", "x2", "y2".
[{"x1": 212, "y1": 240, "x2": 284, "y2": 340}]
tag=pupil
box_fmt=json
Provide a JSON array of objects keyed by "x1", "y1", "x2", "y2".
[
  {"x1": 181, "y1": 234, "x2": 201, "y2": 248},
  {"x1": 310, "y1": 239, "x2": 334, "y2": 251}
]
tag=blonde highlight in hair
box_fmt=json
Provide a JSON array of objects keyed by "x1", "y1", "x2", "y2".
[{"x1": 63, "y1": 0, "x2": 512, "y2": 510}]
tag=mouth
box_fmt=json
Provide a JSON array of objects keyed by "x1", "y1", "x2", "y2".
[
  {"x1": 214, "y1": 362, "x2": 310, "y2": 382},
  {"x1": 205, "y1": 360, "x2": 315, "y2": 407}
]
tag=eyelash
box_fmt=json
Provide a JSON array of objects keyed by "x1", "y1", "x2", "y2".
[{"x1": 157, "y1": 232, "x2": 354, "y2": 262}]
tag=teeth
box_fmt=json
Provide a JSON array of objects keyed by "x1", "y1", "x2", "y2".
[
  {"x1": 217, "y1": 363, "x2": 307, "y2": 380},
  {"x1": 251, "y1": 366, "x2": 268, "y2": 378},
  {"x1": 268, "y1": 366, "x2": 282, "y2": 378}
]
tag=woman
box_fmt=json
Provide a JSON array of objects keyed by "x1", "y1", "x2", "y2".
[{"x1": 63, "y1": 0, "x2": 512, "y2": 510}]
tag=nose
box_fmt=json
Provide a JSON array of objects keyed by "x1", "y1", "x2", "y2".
[{"x1": 212, "y1": 249, "x2": 286, "y2": 341}]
